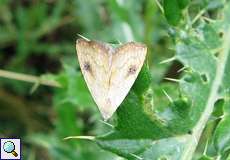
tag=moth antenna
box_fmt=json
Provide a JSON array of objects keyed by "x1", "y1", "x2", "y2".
[
  {"x1": 99, "y1": 120, "x2": 114, "y2": 128},
  {"x1": 77, "y1": 34, "x2": 90, "y2": 41},
  {"x1": 159, "y1": 57, "x2": 176, "y2": 64},
  {"x1": 129, "y1": 153, "x2": 143, "y2": 160},
  {"x1": 164, "y1": 77, "x2": 182, "y2": 83},
  {"x1": 63, "y1": 136, "x2": 95, "y2": 141},
  {"x1": 162, "y1": 89, "x2": 173, "y2": 103},
  {"x1": 177, "y1": 66, "x2": 188, "y2": 73}
]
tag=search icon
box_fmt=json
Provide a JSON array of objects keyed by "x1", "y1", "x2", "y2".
[{"x1": 3, "y1": 141, "x2": 18, "y2": 157}]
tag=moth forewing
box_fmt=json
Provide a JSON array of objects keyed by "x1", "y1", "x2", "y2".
[
  {"x1": 76, "y1": 39, "x2": 147, "y2": 120},
  {"x1": 76, "y1": 39, "x2": 111, "y2": 118},
  {"x1": 108, "y1": 43, "x2": 147, "y2": 110}
]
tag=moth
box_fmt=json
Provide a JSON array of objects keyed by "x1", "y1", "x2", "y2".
[{"x1": 76, "y1": 39, "x2": 147, "y2": 120}]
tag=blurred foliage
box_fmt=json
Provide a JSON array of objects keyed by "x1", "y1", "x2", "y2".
[{"x1": 0, "y1": 0, "x2": 229, "y2": 160}]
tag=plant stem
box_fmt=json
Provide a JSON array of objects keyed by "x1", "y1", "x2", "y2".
[
  {"x1": 0, "y1": 69, "x2": 61, "y2": 88},
  {"x1": 154, "y1": 0, "x2": 164, "y2": 14},
  {"x1": 192, "y1": 9, "x2": 206, "y2": 25}
]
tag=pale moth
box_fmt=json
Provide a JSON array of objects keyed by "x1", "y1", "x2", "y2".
[{"x1": 76, "y1": 39, "x2": 147, "y2": 120}]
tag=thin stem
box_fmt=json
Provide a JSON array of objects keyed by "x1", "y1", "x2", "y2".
[
  {"x1": 154, "y1": 0, "x2": 164, "y2": 14},
  {"x1": 159, "y1": 57, "x2": 176, "y2": 64},
  {"x1": 0, "y1": 69, "x2": 61, "y2": 88},
  {"x1": 202, "y1": 16, "x2": 216, "y2": 23},
  {"x1": 192, "y1": 9, "x2": 206, "y2": 25},
  {"x1": 185, "y1": 8, "x2": 192, "y2": 30},
  {"x1": 64, "y1": 136, "x2": 95, "y2": 141}
]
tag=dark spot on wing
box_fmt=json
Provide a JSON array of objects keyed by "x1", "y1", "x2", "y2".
[
  {"x1": 83, "y1": 61, "x2": 94, "y2": 78},
  {"x1": 128, "y1": 65, "x2": 137, "y2": 75},
  {"x1": 83, "y1": 62, "x2": 91, "y2": 71}
]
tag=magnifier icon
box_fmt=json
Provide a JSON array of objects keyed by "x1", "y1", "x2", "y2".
[{"x1": 3, "y1": 141, "x2": 18, "y2": 157}]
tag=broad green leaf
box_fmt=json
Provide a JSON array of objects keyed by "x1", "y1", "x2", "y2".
[
  {"x1": 177, "y1": 3, "x2": 230, "y2": 159},
  {"x1": 55, "y1": 102, "x2": 81, "y2": 138},
  {"x1": 213, "y1": 4, "x2": 230, "y2": 156},
  {"x1": 90, "y1": 2, "x2": 230, "y2": 160},
  {"x1": 163, "y1": 0, "x2": 181, "y2": 26},
  {"x1": 177, "y1": 0, "x2": 190, "y2": 9},
  {"x1": 97, "y1": 136, "x2": 190, "y2": 160},
  {"x1": 93, "y1": 63, "x2": 192, "y2": 159},
  {"x1": 214, "y1": 114, "x2": 230, "y2": 154},
  {"x1": 27, "y1": 134, "x2": 115, "y2": 160},
  {"x1": 214, "y1": 98, "x2": 230, "y2": 154},
  {"x1": 197, "y1": 23, "x2": 221, "y2": 50},
  {"x1": 55, "y1": 64, "x2": 94, "y2": 107},
  {"x1": 198, "y1": 155, "x2": 214, "y2": 160}
]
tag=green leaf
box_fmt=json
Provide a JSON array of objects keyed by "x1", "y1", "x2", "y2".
[
  {"x1": 97, "y1": 136, "x2": 190, "y2": 160},
  {"x1": 93, "y1": 63, "x2": 193, "y2": 159},
  {"x1": 92, "y1": 2, "x2": 230, "y2": 160},
  {"x1": 177, "y1": 0, "x2": 190, "y2": 9},
  {"x1": 198, "y1": 155, "x2": 214, "y2": 160},
  {"x1": 214, "y1": 99, "x2": 230, "y2": 154},
  {"x1": 177, "y1": 2, "x2": 230, "y2": 159},
  {"x1": 101, "y1": 64, "x2": 172, "y2": 139},
  {"x1": 163, "y1": 0, "x2": 182, "y2": 26},
  {"x1": 55, "y1": 102, "x2": 81, "y2": 138},
  {"x1": 228, "y1": 154, "x2": 230, "y2": 160},
  {"x1": 214, "y1": 114, "x2": 230, "y2": 154},
  {"x1": 55, "y1": 64, "x2": 94, "y2": 108},
  {"x1": 27, "y1": 134, "x2": 114, "y2": 160},
  {"x1": 132, "y1": 63, "x2": 152, "y2": 96},
  {"x1": 213, "y1": 4, "x2": 230, "y2": 156},
  {"x1": 197, "y1": 23, "x2": 221, "y2": 50}
]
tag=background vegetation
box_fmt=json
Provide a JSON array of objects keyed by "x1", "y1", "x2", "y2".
[{"x1": 0, "y1": 0, "x2": 229, "y2": 159}]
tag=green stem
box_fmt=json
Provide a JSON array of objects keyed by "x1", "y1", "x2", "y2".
[
  {"x1": 0, "y1": 69, "x2": 61, "y2": 88},
  {"x1": 154, "y1": 0, "x2": 164, "y2": 14},
  {"x1": 191, "y1": 9, "x2": 206, "y2": 25}
]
